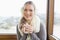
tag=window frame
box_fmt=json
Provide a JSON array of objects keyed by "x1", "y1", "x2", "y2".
[{"x1": 46, "y1": 0, "x2": 57, "y2": 40}]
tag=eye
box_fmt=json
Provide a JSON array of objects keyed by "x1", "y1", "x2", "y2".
[
  {"x1": 24, "y1": 9, "x2": 27, "y2": 11},
  {"x1": 29, "y1": 9, "x2": 32, "y2": 12}
]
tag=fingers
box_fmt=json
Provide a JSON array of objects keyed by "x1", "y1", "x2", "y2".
[
  {"x1": 29, "y1": 27, "x2": 33, "y2": 33},
  {"x1": 21, "y1": 23, "x2": 33, "y2": 34},
  {"x1": 21, "y1": 27, "x2": 25, "y2": 33},
  {"x1": 25, "y1": 25, "x2": 33, "y2": 33}
]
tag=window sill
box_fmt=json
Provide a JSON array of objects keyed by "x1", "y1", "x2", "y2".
[{"x1": 50, "y1": 35, "x2": 60, "y2": 40}]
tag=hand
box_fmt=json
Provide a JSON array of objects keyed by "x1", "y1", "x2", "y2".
[
  {"x1": 21, "y1": 24, "x2": 29, "y2": 34},
  {"x1": 21, "y1": 23, "x2": 33, "y2": 34},
  {"x1": 25, "y1": 23, "x2": 34, "y2": 34},
  {"x1": 21, "y1": 24, "x2": 26, "y2": 33}
]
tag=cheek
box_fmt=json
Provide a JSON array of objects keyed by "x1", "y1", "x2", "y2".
[
  {"x1": 30, "y1": 13, "x2": 33, "y2": 17},
  {"x1": 23, "y1": 14, "x2": 26, "y2": 18},
  {"x1": 23, "y1": 12, "x2": 27, "y2": 16},
  {"x1": 30, "y1": 12, "x2": 34, "y2": 16}
]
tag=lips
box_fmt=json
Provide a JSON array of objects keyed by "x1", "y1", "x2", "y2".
[{"x1": 26, "y1": 15, "x2": 30, "y2": 18}]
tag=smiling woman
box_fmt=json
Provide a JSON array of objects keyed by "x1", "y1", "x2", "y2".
[{"x1": 17, "y1": 1, "x2": 47, "y2": 40}]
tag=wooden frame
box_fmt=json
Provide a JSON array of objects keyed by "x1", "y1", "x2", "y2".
[
  {"x1": 0, "y1": 35, "x2": 17, "y2": 40},
  {"x1": 46, "y1": 0, "x2": 56, "y2": 40},
  {"x1": 48, "y1": 0, "x2": 54, "y2": 35}
]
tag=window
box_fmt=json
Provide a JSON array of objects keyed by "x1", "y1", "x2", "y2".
[
  {"x1": 53, "y1": 0, "x2": 60, "y2": 39},
  {"x1": 0, "y1": 0, "x2": 47, "y2": 34}
]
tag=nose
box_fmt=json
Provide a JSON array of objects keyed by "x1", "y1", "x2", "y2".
[{"x1": 27, "y1": 11, "x2": 30, "y2": 15}]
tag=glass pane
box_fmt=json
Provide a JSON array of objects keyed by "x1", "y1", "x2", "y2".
[
  {"x1": 0, "y1": 0, "x2": 47, "y2": 34},
  {"x1": 53, "y1": 0, "x2": 60, "y2": 39}
]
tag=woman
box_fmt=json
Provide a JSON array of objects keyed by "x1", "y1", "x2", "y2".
[{"x1": 17, "y1": 1, "x2": 46, "y2": 40}]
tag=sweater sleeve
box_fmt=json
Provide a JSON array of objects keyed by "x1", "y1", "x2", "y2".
[
  {"x1": 17, "y1": 25, "x2": 27, "y2": 40},
  {"x1": 30, "y1": 23, "x2": 47, "y2": 40},
  {"x1": 31, "y1": 33, "x2": 40, "y2": 40},
  {"x1": 36, "y1": 23, "x2": 47, "y2": 40},
  {"x1": 30, "y1": 33, "x2": 40, "y2": 40}
]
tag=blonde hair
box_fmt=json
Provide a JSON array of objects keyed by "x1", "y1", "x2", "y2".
[
  {"x1": 21, "y1": 1, "x2": 36, "y2": 13},
  {"x1": 24, "y1": 1, "x2": 35, "y2": 10}
]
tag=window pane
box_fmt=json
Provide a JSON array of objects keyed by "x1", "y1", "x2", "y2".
[
  {"x1": 0, "y1": 0, "x2": 47, "y2": 34},
  {"x1": 53, "y1": 0, "x2": 60, "y2": 39}
]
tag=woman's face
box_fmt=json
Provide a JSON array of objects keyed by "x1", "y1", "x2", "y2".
[{"x1": 23, "y1": 4, "x2": 35, "y2": 21}]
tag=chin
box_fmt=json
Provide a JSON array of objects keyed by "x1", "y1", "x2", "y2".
[
  {"x1": 26, "y1": 18, "x2": 31, "y2": 21},
  {"x1": 24, "y1": 16, "x2": 32, "y2": 21}
]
